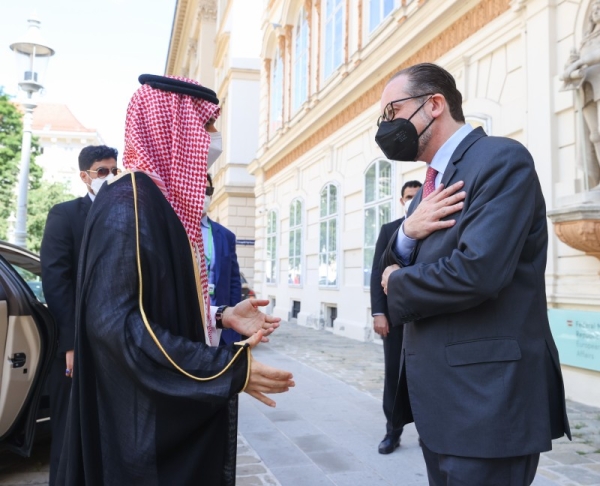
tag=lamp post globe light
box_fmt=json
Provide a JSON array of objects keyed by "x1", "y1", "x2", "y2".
[{"x1": 9, "y1": 16, "x2": 55, "y2": 248}]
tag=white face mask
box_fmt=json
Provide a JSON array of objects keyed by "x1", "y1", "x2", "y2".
[
  {"x1": 404, "y1": 197, "x2": 414, "y2": 214},
  {"x1": 204, "y1": 195, "x2": 212, "y2": 212},
  {"x1": 88, "y1": 173, "x2": 115, "y2": 195},
  {"x1": 207, "y1": 132, "x2": 223, "y2": 168}
]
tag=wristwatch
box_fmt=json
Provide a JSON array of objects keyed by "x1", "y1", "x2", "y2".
[{"x1": 215, "y1": 305, "x2": 228, "y2": 329}]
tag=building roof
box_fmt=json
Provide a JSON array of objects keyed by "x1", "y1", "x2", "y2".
[{"x1": 32, "y1": 103, "x2": 96, "y2": 133}]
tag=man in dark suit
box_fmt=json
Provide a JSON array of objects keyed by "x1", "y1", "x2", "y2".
[
  {"x1": 370, "y1": 180, "x2": 421, "y2": 454},
  {"x1": 40, "y1": 145, "x2": 119, "y2": 486},
  {"x1": 201, "y1": 173, "x2": 243, "y2": 344},
  {"x1": 375, "y1": 63, "x2": 570, "y2": 485}
]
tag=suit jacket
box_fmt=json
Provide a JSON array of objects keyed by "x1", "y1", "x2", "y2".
[
  {"x1": 41, "y1": 195, "x2": 92, "y2": 353},
  {"x1": 370, "y1": 217, "x2": 404, "y2": 321},
  {"x1": 387, "y1": 127, "x2": 570, "y2": 458},
  {"x1": 209, "y1": 218, "x2": 242, "y2": 344}
]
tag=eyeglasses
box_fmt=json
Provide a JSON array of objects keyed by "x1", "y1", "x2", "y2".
[
  {"x1": 205, "y1": 186, "x2": 214, "y2": 196},
  {"x1": 377, "y1": 93, "x2": 434, "y2": 126},
  {"x1": 86, "y1": 167, "x2": 121, "y2": 179}
]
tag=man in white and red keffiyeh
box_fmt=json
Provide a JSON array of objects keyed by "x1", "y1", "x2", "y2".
[{"x1": 57, "y1": 75, "x2": 294, "y2": 486}]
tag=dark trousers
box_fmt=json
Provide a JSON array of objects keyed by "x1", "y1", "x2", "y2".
[
  {"x1": 382, "y1": 322, "x2": 403, "y2": 436},
  {"x1": 421, "y1": 440, "x2": 540, "y2": 486},
  {"x1": 48, "y1": 354, "x2": 72, "y2": 486}
]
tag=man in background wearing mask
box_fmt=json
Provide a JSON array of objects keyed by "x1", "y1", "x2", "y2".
[
  {"x1": 377, "y1": 63, "x2": 569, "y2": 484},
  {"x1": 370, "y1": 179, "x2": 421, "y2": 455},
  {"x1": 40, "y1": 144, "x2": 119, "y2": 486}
]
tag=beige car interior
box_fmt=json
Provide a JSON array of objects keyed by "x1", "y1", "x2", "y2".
[{"x1": 0, "y1": 291, "x2": 41, "y2": 438}]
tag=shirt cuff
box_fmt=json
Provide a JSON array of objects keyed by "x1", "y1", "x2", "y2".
[{"x1": 394, "y1": 221, "x2": 418, "y2": 265}]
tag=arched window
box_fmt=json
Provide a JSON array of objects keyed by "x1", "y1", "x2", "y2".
[
  {"x1": 369, "y1": 0, "x2": 396, "y2": 32},
  {"x1": 363, "y1": 160, "x2": 393, "y2": 287},
  {"x1": 319, "y1": 184, "x2": 338, "y2": 287},
  {"x1": 270, "y1": 49, "x2": 283, "y2": 136},
  {"x1": 266, "y1": 210, "x2": 278, "y2": 284},
  {"x1": 293, "y1": 9, "x2": 309, "y2": 112},
  {"x1": 324, "y1": 0, "x2": 344, "y2": 79},
  {"x1": 288, "y1": 199, "x2": 303, "y2": 285}
]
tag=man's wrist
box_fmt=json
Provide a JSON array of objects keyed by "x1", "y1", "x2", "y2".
[
  {"x1": 219, "y1": 305, "x2": 235, "y2": 329},
  {"x1": 215, "y1": 305, "x2": 229, "y2": 329}
]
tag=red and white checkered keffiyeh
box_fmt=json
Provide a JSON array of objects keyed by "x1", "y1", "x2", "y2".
[{"x1": 123, "y1": 76, "x2": 220, "y2": 344}]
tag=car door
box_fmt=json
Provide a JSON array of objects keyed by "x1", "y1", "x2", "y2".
[{"x1": 0, "y1": 242, "x2": 56, "y2": 457}]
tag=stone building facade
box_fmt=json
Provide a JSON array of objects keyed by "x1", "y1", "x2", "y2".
[
  {"x1": 166, "y1": 0, "x2": 261, "y2": 280},
  {"x1": 167, "y1": 0, "x2": 600, "y2": 406},
  {"x1": 32, "y1": 103, "x2": 102, "y2": 194}
]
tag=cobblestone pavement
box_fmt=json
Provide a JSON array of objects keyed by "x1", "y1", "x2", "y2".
[
  {"x1": 2, "y1": 321, "x2": 600, "y2": 485},
  {"x1": 248, "y1": 322, "x2": 600, "y2": 486},
  {"x1": 0, "y1": 435, "x2": 280, "y2": 486}
]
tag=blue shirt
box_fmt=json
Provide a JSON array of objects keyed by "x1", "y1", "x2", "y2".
[
  {"x1": 395, "y1": 124, "x2": 474, "y2": 261},
  {"x1": 200, "y1": 215, "x2": 217, "y2": 305}
]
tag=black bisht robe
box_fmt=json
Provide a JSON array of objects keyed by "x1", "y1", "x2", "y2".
[{"x1": 57, "y1": 172, "x2": 248, "y2": 486}]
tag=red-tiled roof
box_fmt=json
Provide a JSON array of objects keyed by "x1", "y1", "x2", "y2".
[{"x1": 32, "y1": 103, "x2": 96, "y2": 133}]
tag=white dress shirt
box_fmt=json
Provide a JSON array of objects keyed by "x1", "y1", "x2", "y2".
[{"x1": 395, "y1": 124, "x2": 474, "y2": 262}]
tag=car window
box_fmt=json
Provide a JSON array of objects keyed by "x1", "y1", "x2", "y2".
[{"x1": 13, "y1": 265, "x2": 46, "y2": 305}]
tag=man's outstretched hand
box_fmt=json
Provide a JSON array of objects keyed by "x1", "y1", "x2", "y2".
[
  {"x1": 223, "y1": 299, "x2": 281, "y2": 342},
  {"x1": 241, "y1": 330, "x2": 295, "y2": 407}
]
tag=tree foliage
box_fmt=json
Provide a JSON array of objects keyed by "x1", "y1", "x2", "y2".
[
  {"x1": 0, "y1": 89, "x2": 67, "y2": 250},
  {"x1": 27, "y1": 180, "x2": 74, "y2": 253}
]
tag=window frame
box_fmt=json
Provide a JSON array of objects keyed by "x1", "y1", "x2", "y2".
[
  {"x1": 319, "y1": 183, "x2": 339, "y2": 289},
  {"x1": 323, "y1": 0, "x2": 345, "y2": 81},
  {"x1": 269, "y1": 48, "x2": 284, "y2": 137},
  {"x1": 288, "y1": 198, "x2": 303, "y2": 287},
  {"x1": 363, "y1": 159, "x2": 394, "y2": 288},
  {"x1": 293, "y1": 8, "x2": 309, "y2": 113},
  {"x1": 368, "y1": 0, "x2": 397, "y2": 34},
  {"x1": 265, "y1": 210, "x2": 278, "y2": 285}
]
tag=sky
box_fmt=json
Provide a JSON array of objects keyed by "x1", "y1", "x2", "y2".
[{"x1": 0, "y1": 0, "x2": 177, "y2": 157}]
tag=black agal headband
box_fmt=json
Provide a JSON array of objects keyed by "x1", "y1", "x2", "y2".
[{"x1": 138, "y1": 74, "x2": 219, "y2": 105}]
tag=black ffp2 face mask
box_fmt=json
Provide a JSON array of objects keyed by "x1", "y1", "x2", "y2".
[{"x1": 374, "y1": 99, "x2": 434, "y2": 161}]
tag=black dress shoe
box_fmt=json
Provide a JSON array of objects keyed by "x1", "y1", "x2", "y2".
[{"x1": 378, "y1": 434, "x2": 400, "y2": 454}]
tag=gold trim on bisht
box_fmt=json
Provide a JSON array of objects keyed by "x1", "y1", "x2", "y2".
[{"x1": 130, "y1": 171, "x2": 250, "y2": 382}]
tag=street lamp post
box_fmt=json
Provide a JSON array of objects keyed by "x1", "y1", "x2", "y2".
[{"x1": 9, "y1": 17, "x2": 55, "y2": 248}]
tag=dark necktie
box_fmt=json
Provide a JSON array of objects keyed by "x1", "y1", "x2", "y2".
[{"x1": 422, "y1": 166, "x2": 438, "y2": 199}]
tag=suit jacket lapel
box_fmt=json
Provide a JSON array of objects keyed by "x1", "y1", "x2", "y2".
[
  {"x1": 80, "y1": 194, "x2": 92, "y2": 218},
  {"x1": 440, "y1": 127, "x2": 487, "y2": 187}
]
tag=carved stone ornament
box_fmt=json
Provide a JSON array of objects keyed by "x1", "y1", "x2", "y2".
[
  {"x1": 509, "y1": 0, "x2": 527, "y2": 12},
  {"x1": 547, "y1": 200, "x2": 600, "y2": 262},
  {"x1": 198, "y1": 0, "x2": 217, "y2": 21},
  {"x1": 561, "y1": 0, "x2": 600, "y2": 189}
]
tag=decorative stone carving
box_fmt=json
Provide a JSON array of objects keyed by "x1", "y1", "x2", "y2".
[
  {"x1": 278, "y1": 34, "x2": 286, "y2": 54},
  {"x1": 357, "y1": 0, "x2": 363, "y2": 51},
  {"x1": 562, "y1": 0, "x2": 600, "y2": 190},
  {"x1": 344, "y1": 0, "x2": 350, "y2": 63},
  {"x1": 198, "y1": 0, "x2": 217, "y2": 21},
  {"x1": 509, "y1": 0, "x2": 527, "y2": 12},
  {"x1": 187, "y1": 38, "x2": 198, "y2": 59},
  {"x1": 551, "y1": 1, "x2": 600, "y2": 262},
  {"x1": 548, "y1": 203, "x2": 600, "y2": 262}
]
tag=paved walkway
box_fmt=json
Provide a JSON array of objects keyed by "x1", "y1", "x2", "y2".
[
  {"x1": 238, "y1": 322, "x2": 600, "y2": 486},
  {"x1": 1, "y1": 321, "x2": 600, "y2": 485}
]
